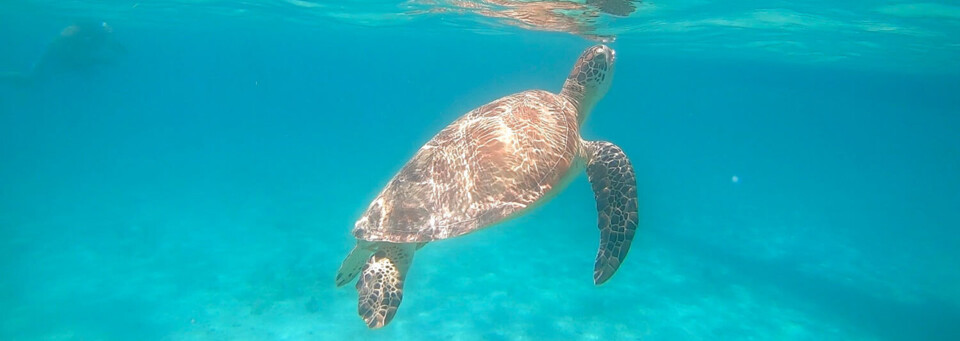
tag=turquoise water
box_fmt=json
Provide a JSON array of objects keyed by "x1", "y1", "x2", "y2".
[{"x1": 1, "y1": 1, "x2": 959, "y2": 340}]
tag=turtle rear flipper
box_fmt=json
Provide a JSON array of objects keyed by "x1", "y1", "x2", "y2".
[
  {"x1": 584, "y1": 140, "x2": 639, "y2": 285},
  {"x1": 335, "y1": 242, "x2": 374, "y2": 287},
  {"x1": 356, "y1": 243, "x2": 415, "y2": 328}
]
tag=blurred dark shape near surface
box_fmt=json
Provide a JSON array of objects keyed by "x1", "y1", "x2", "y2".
[{"x1": 1, "y1": 20, "x2": 126, "y2": 85}]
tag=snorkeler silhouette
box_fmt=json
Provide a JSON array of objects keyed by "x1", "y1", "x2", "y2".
[{"x1": 0, "y1": 20, "x2": 126, "y2": 85}]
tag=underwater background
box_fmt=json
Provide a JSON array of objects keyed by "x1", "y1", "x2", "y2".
[{"x1": 1, "y1": 0, "x2": 958, "y2": 340}]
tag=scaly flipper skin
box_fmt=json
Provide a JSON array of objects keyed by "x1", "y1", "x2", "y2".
[
  {"x1": 356, "y1": 243, "x2": 415, "y2": 328},
  {"x1": 337, "y1": 242, "x2": 427, "y2": 287},
  {"x1": 584, "y1": 140, "x2": 639, "y2": 285},
  {"x1": 335, "y1": 242, "x2": 375, "y2": 287}
]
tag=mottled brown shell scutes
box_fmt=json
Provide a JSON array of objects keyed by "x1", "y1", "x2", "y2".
[{"x1": 353, "y1": 90, "x2": 582, "y2": 243}]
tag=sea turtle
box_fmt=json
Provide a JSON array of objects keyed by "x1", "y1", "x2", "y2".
[{"x1": 335, "y1": 44, "x2": 638, "y2": 328}]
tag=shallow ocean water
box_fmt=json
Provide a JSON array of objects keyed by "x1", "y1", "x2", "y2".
[{"x1": 1, "y1": 1, "x2": 959, "y2": 340}]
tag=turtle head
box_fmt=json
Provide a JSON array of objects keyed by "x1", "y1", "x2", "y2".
[{"x1": 561, "y1": 44, "x2": 616, "y2": 123}]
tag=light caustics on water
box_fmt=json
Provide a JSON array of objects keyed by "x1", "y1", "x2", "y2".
[
  {"x1": 404, "y1": 0, "x2": 641, "y2": 42},
  {"x1": 7, "y1": 0, "x2": 959, "y2": 73}
]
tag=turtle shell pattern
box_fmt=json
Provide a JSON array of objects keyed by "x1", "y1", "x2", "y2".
[{"x1": 353, "y1": 90, "x2": 582, "y2": 243}]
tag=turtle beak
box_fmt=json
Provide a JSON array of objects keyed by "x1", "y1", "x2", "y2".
[{"x1": 595, "y1": 44, "x2": 615, "y2": 64}]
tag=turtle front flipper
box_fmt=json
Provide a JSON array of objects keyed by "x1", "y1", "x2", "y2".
[
  {"x1": 584, "y1": 140, "x2": 639, "y2": 285},
  {"x1": 356, "y1": 242, "x2": 416, "y2": 328}
]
